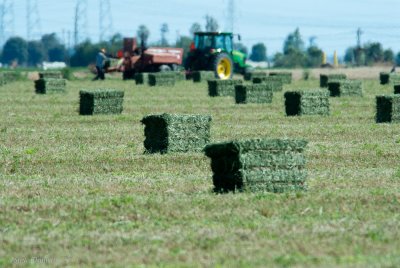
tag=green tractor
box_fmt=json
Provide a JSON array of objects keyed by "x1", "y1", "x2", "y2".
[{"x1": 185, "y1": 32, "x2": 248, "y2": 80}]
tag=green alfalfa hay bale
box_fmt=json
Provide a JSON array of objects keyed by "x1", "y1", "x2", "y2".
[
  {"x1": 376, "y1": 95, "x2": 400, "y2": 123},
  {"x1": 141, "y1": 113, "x2": 212, "y2": 153},
  {"x1": 269, "y1": 72, "x2": 292, "y2": 84},
  {"x1": 320, "y1": 73, "x2": 347, "y2": 87},
  {"x1": 148, "y1": 73, "x2": 176, "y2": 87},
  {"x1": 394, "y1": 85, "x2": 400, "y2": 94},
  {"x1": 327, "y1": 80, "x2": 363, "y2": 97},
  {"x1": 252, "y1": 76, "x2": 283, "y2": 92},
  {"x1": 380, "y1": 72, "x2": 390, "y2": 85},
  {"x1": 284, "y1": 90, "x2": 330, "y2": 116},
  {"x1": 79, "y1": 89, "x2": 124, "y2": 115},
  {"x1": 135, "y1": 73, "x2": 149, "y2": 85},
  {"x1": 208, "y1": 79, "x2": 243, "y2": 97},
  {"x1": 204, "y1": 138, "x2": 308, "y2": 193},
  {"x1": 235, "y1": 84, "x2": 273, "y2": 104},
  {"x1": 192, "y1": 71, "x2": 215, "y2": 82},
  {"x1": 0, "y1": 71, "x2": 21, "y2": 86},
  {"x1": 39, "y1": 71, "x2": 62, "y2": 79},
  {"x1": 244, "y1": 71, "x2": 267, "y2": 81},
  {"x1": 35, "y1": 78, "x2": 66, "y2": 94},
  {"x1": 390, "y1": 74, "x2": 400, "y2": 85},
  {"x1": 174, "y1": 71, "x2": 186, "y2": 81}
]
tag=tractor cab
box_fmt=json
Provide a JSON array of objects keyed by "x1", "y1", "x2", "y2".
[
  {"x1": 193, "y1": 32, "x2": 233, "y2": 53},
  {"x1": 186, "y1": 32, "x2": 247, "y2": 80}
]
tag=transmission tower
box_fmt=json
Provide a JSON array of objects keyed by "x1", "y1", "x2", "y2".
[
  {"x1": 99, "y1": 0, "x2": 113, "y2": 42},
  {"x1": 26, "y1": 0, "x2": 41, "y2": 40},
  {"x1": 74, "y1": 0, "x2": 88, "y2": 46},
  {"x1": 226, "y1": 0, "x2": 235, "y2": 33},
  {"x1": 0, "y1": 0, "x2": 14, "y2": 45}
]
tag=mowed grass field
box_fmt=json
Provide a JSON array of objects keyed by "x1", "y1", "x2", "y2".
[{"x1": 1, "y1": 73, "x2": 400, "y2": 267}]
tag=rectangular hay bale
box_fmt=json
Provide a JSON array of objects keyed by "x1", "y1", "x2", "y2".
[
  {"x1": 79, "y1": 89, "x2": 124, "y2": 115},
  {"x1": 204, "y1": 138, "x2": 308, "y2": 193},
  {"x1": 252, "y1": 76, "x2": 283, "y2": 91},
  {"x1": 208, "y1": 79, "x2": 243, "y2": 97},
  {"x1": 192, "y1": 71, "x2": 215, "y2": 82},
  {"x1": 0, "y1": 71, "x2": 21, "y2": 86},
  {"x1": 320, "y1": 73, "x2": 347, "y2": 87},
  {"x1": 327, "y1": 80, "x2": 363, "y2": 97},
  {"x1": 284, "y1": 90, "x2": 330, "y2": 116},
  {"x1": 35, "y1": 78, "x2": 66, "y2": 94},
  {"x1": 39, "y1": 71, "x2": 62, "y2": 79},
  {"x1": 376, "y1": 95, "x2": 400, "y2": 123},
  {"x1": 148, "y1": 73, "x2": 176, "y2": 87},
  {"x1": 141, "y1": 113, "x2": 212, "y2": 153},
  {"x1": 380, "y1": 72, "x2": 390, "y2": 85},
  {"x1": 135, "y1": 73, "x2": 149, "y2": 85},
  {"x1": 235, "y1": 84, "x2": 273, "y2": 104},
  {"x1": 394, "y1": 85, "x2": 400, "y2": 94},
  {"x1": 269, "y1": 72, "x2": 292, "y2": 84},
  {"x1": 244, "y1": 71, "x2": 267, "y2": 81}
]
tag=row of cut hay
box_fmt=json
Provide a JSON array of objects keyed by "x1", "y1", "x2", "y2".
[
  {"x1": 207, "y1": 79, "x2": 243, "y2": 97},
  {"x1": 79, "y1": 89, "x2": 124, "y2": 115},
  {"x1": 376, "y1": 95, "x2": 400, "y2": 123},
  {"x1": 235, "y1": 84, "x2": 273, "y2": 104},
  {"x1": 327, "y1": 80, "x2": 363, "y2": 97},
  {"x1": 35, "y1": 78, "x2": 66, "y2": 94},
  {"x1": 320, "y1": 73, "x2": 347, "y2": 87},
  {"x1": 148, "y1": 73, "x2": 176, "y2": 87},
  {"x1": 192, "y1": 71, "x2": 215, "y2": 83},
  {"x1": 284, "y1": 90, "x2": 330, "y2": 116},
  {"x1": 252, "y1": 76, "x2": 283, "y2": 91},
  {"x1": 141, "y1": 113, "x2": 212, "y2": 153},
  {"x1": 204, "y1": 139, "x2": 308, "y2": 193}
]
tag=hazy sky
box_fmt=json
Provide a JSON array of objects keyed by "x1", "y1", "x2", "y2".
[{"x1": 9, "y1": 0, "x2": 400, "y2": 57}]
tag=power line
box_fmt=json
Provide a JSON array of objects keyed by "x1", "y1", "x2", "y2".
[
  {"x1": 99, "y1": 0, "x2": 113, "y2": 42},
  {"x1": 73, "y1": 0, "x2": 87, "y2": 46},
  {"x1": 26, "y1": 0, "x2": 41, "y2": 40},
  {"x1": 0, "y1": 0, "x2": 14, "y2": 45},
  {"x1": 226, "y1": 0, "x2": 235, "y2": 33}
]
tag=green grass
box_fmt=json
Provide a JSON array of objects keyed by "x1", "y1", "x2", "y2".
[{"x1": 0, "y1": 76, "x2": 399, "y2": 267}]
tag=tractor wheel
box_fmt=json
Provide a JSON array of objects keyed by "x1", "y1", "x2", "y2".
[
  {"x1": 212, "y1": 53, "x2": 233, "y2": 80},
  {"x1": 159, "y1": 65, "x2": 171, "y2": 72}
]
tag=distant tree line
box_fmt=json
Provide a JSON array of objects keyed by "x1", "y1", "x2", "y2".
[{"x1": 1, "y1": 16, "x2": 400, "y2": 68}]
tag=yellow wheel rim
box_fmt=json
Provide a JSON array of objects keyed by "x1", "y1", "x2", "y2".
[{"x1": 217, "y1": 58, "x2": 232, "y2": 79}]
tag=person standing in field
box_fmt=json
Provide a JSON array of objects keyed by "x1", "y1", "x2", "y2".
[{"x1": 93, "y1": 48, "x2": 108, "y2": 81}]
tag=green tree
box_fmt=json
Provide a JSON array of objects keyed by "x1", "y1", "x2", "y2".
[
  {"x1": 283, "y1": 28, "x2": 304, "y2": 55},
  {"x1": 190, "y1": 23, "x2": 202, "y2": 36},
  {"x1": 41, "y1": 33, "x2": 66, "y2": 61},
  {"x1": 70, "y1": 40, "x2": 99, "y2": 67},
  {"x1": 1, "y1": 37, "x2": 28, "y2": 65},
  {"x1": 249, "y1": 43, "x2": 267, "y2": 62},
  {"x1": 160, "y1": 23, "x2": 169, "y2": 46},
  {"x1": 396, "y1": 52, "x2": 400, "y2": 66},
  {"x1": 364, "y1": 42, "x2": 383, "y2": 65},
  {"x1": 205, "y1": 15, "x2": 218, "y2": 32},
  {"x1": 344, "y1": 47, "x2": 356, "y2": 64},
  {"x1": 27, "y1": 40, "x2": 45, "y2": 66},
  {"x1": 137, "y1": 25, "x2": 150, "y2": 47},
  {"x1": 383, "y1": 49, "x2": 394, "y2": 63},
  {"x1": 306, "y1": 46, "x2": 323, "y2": 67},
  {"x1": 175, "y1": 36, "x2": 193, "y2": 62}
]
